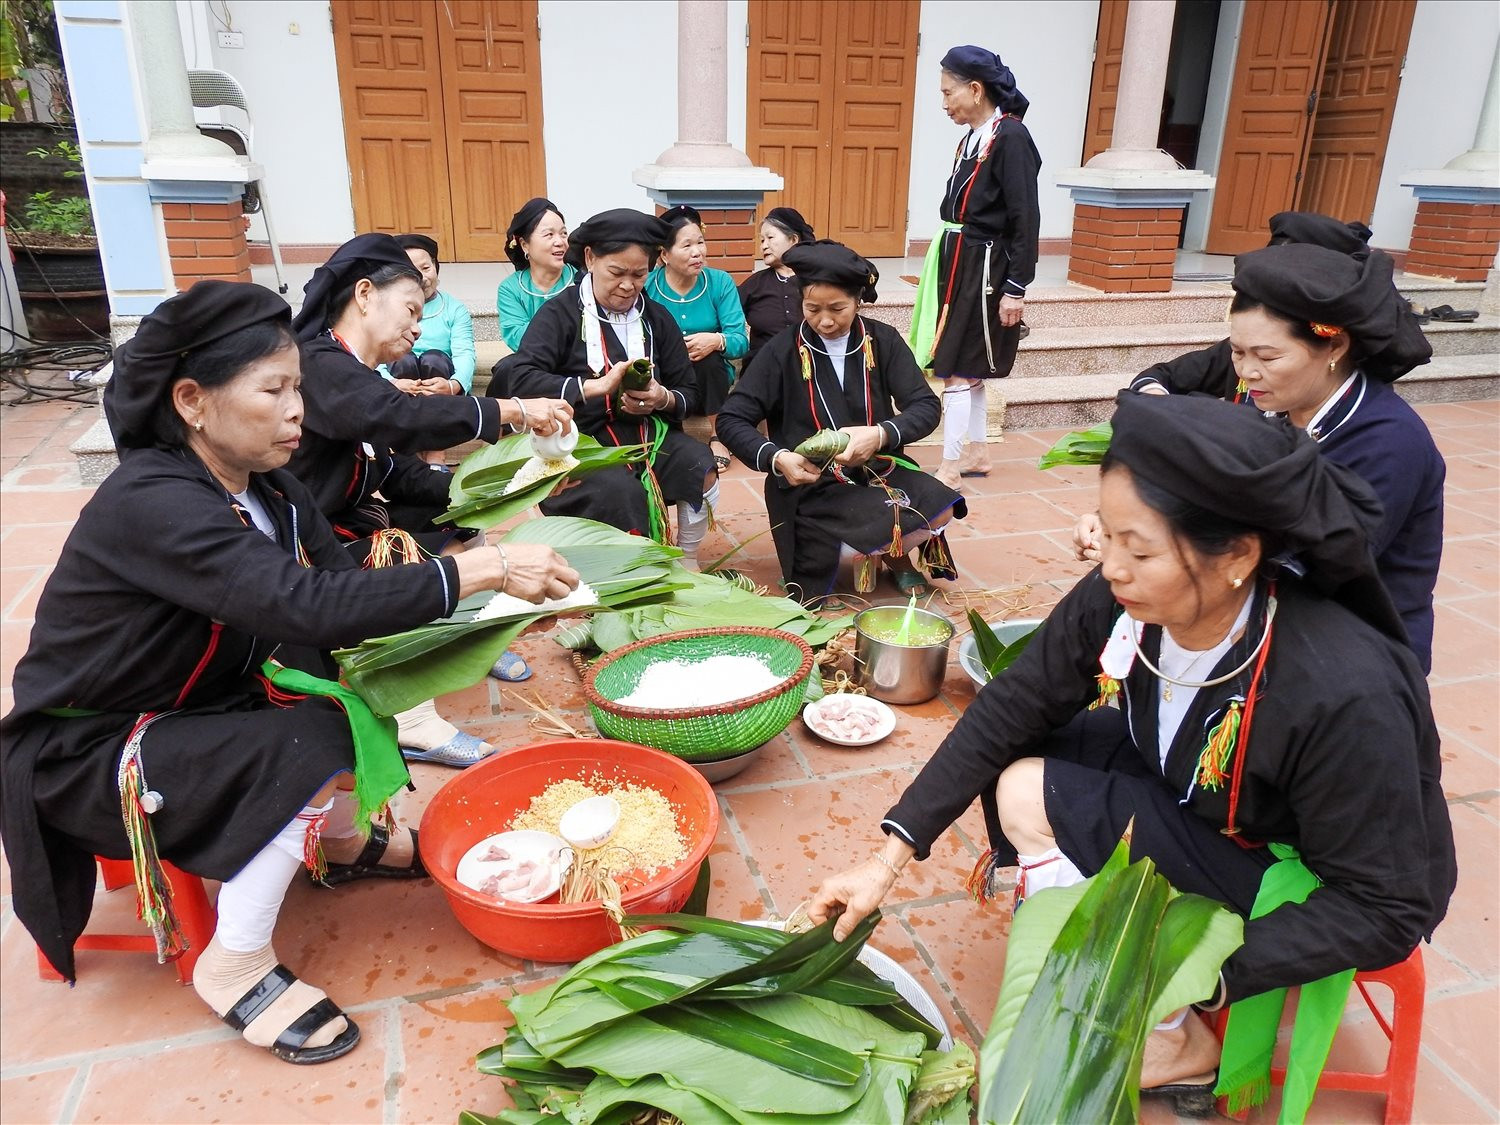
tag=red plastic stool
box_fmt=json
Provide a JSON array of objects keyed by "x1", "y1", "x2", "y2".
[
  {"x1": 1215, "y1": 946, "x2": 1425, "y2": 1124},
  {"x1": 35, "y1": 856, "x2": 217, "y2": 985}
]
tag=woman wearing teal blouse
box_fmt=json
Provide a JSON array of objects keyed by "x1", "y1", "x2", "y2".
[
  {"x1": 388, "y1": 234, "x2": 476, "y2": 394},
  {"x1": 645, "y1": 205, "x2": 749, "y2": 470},
  {"x1": 496, "y1": 198, "x2": 575, "y2": 351}
]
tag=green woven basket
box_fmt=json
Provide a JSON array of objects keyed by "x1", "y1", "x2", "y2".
[{"x1": 584, "y1": 627, "x2": 815, "y2": 761}]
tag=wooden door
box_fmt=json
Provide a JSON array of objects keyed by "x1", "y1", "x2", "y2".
[
  {"x1": 747, "y1": 0, "x2": 917, "y2": 257},
  {"x1": 436, "y1": 1, "x2": 548, "y2": 261},
  {"x1": 1205, "y1": 0, "x2": 1336, "y2": 254},
  {"x1": 1297, "y1": 0, "x2": 1415, "y2": 224},
  {"x1": 332, "y1": 0, "x2": 454, "y2": 251},
  {"x1": 1081, "y1": 0, "x2": 1131, "y2": 163}
]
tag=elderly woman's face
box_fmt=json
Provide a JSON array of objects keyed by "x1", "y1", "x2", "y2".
[
  {"x1": 183, "y1": 344, "x2": 304, "y2": 483},
  {"x1": 1097, "y1": 466, "x2": 1246, "y2": 640},
  {"x1": 404, "y1": 248, "x2": 440, "y2": 301},
  {"x1": 662, "y1": 222, "x2": 707, "y2": 278},
  {"x1": 760, "y1": 222, "x2": 797, "y2": 269},
  {"x1": 523, "y1": 210, "x2": 568, "y2": 271},
  {"x1": 1229, "y1": 307, "x2": 1346, "y2": 425},
  {"x1": 586, "y1": 245, "x2": 651, "y2": 312},
  {"x1": 801, "y1": 282, "x2": 858, "y2": 340},
  {"x1": 361, "y1": 276, "x2": 426, "y2": 365},
  {"x1": 940, "y1": 71, "x2": 984, "y2": 126}
]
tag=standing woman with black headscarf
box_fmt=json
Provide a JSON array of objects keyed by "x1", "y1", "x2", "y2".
[
  {"x1": 909, "y1": 45, "x2": 1041, "y2": 489},
  {"x1": 496, "y1": 208, "x2": 719, "y2": 567}
]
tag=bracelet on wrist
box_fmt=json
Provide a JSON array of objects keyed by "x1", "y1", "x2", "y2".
[
  {"x1": 871, "y1": 851, "x2": 903, "y2": 877},
  {"x1": 495, "y1": 544, "x2": 510, "y2": 592},
  {"x1": 511, "y1": 397, "x2": 529, "y2": 433}
]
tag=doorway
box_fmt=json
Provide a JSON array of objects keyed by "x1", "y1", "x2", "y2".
[
  {"x1": 331, "y1": 0, "x2": 548, "y2": 262},
  {"x1": 745, "y1": 0, "x2": 919, "y2": 258}
]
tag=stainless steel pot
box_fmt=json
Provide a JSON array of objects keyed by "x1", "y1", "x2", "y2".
[{"x1": 852, "y1": 606, "x2": 955, "y2": 705}]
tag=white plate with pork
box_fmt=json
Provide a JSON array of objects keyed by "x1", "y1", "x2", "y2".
[{"x1": 802, "y1": 694, "x2": 896, "y2": 747}]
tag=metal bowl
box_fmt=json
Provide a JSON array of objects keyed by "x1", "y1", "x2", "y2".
[
  {"x1": 957, "y1": 617, "x2": 1045, "y2": 688},
  {"x1": 852, "y1": 606, "x2": 955, "y2": 705},
  {"x1": 688, "y1": 741, "x2": 768, "y2": 783}
]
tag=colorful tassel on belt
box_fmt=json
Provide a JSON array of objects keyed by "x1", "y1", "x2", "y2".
[{"x1": 118, "y1": 718, "x2": 187, "y2": 964}]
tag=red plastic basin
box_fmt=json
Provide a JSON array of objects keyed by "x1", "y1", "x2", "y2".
[{"x1": 418, "y1": 738, "x2": 720, "y2": 962}]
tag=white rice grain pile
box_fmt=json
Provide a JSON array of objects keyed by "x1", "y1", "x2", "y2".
[{"x1": 616, "y1": 654, "x2": 784, "y2": 710}]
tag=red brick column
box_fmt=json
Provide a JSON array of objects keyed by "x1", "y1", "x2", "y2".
[
  {"x1": 656, "y1": 205, "x2": 758, "y2": 283},
  {"x1": 1067, "y1": 204, "x2": 1183, "y2": 293},
  {"x1": 1405, "y1": 201, "x2": 1500, "y2": 283},
  {"x1": 162, "y1": 200, "x2": 252, "y2": 290}
]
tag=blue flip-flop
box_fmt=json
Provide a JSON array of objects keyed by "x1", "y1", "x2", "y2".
[
  {"x1": 400, "y1": 730, "x2": 495, "y2": 768},
  {"x1": 489, "y1": 649, "x2": 533, "y2": 682}
]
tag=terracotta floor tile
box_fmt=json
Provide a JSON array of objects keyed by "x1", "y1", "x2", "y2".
[
  {"x1": 1418, "y1": 983, "x2": 1500, "y2": 1108},
  {"x1": 703, "y1": 821, "x2": 775, "y2": 921},
  {"x1": 1, "y1": 565, "x2": 46, "y2": 621},
  {"x1": 0, "y1": 1066, "x2": 78, "y2": 1125},
  {"x1": 0, "y1": 487, "x2": 92, "y2": 527},
  {"x1": 1430, "y1": 803, "x2": 1500, "y2": 980},
  {"x1": 0, "y1": 522, "x2": 73, "y2": 569},
  {"x1": 1418, "y1": 402, "x2": 1500, "y2": 425},
  {"x1": 1433, "y1": 535, "x2": 1500, "y2": 597},
  {"x1": 899, "y1": 895, "x2": 1010, "y2": 1042},
  {"x1": 394, "y1": 985, "x2": 521, "y2": 1124},
  {"x1": 1429, "y1": 601, "x2": 1500, "y2": 682},
  {"x1": 1444, "y1": 455, "x2": 1500, "y2": 493},
  {"x1": 790, "y1": 695, "x2": 958, "y2": 776},
  {"x1": 1432, "y1": 677, "x2": 1500, "y2": 754},
  {"x1": 860, "y1": 911, "x2": 972, "y2": 1049},
  {"x1": 73, "y1": 1007, "x2": 391, "y2": 1123},
  {"x1": 711, "y1": 731, "x2": 813, "y2": 789},
  {"x1": 1437, "y1": 731, "x2": 1500, "y2": 801}
]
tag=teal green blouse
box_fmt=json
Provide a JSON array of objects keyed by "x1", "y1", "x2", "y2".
[
  {"x1": 496, "y1": 267, "x2": 576, "y2": 351},
  {"x1": 644, "y1": 266, "x2": 749, "y2": 382}
]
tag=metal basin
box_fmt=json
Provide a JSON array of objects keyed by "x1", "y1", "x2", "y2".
[
  {"x1": 957, "y1": 617, "x2": 1044, "y2": 688},
  {"x1": 852, "y1": 606, "x2": 955, "y2": 705}
]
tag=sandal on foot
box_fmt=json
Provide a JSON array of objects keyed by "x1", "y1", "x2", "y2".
[
  {"x1": 891, "y1": 567, "x2": 932, "y2": 598},
  {"x1": 400, "y1": 730, "x2": 495, "y2": 768},
  {"x1": 319, "y1": 823, "x2": 427, "y2": 886},
  {"x1": 1140, "y1": 1075, "x2": 1217, "y2": 1118},
  {"x1": 220, "y1": 964, "x2": 361, "y2": 1064},
  {"x1": 709, "y1": 436, "x2": 733, "y2": 472},
  {"x1": 488, "y1": 649, "x2": 532, "y2": 682}
]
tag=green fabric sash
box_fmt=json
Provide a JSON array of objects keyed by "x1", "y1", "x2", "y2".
[
  {"x1": 261, "y1": 662, "x2": 408, "y2": 834},
  {"x1": 906, "y1": 220, "x2": 962, "y2": 369},
  {"x1": 1215, "y1": 842, "x2": 1356, "y2": 1122}
]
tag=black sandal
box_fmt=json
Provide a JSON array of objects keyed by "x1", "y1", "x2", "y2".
[
  {"x1": 1428, "y1": 304, "x2": 1480, "y2": 323},
  {"x1": 318, "y1": 823, "x2": 427, "y2": 887},
  {"x1": 221, "y1": 964, "x2": 361, "y2": 1064},
  {"x1": 1140, "y1": 1077, "x2": 1217, "y2": 1118},
  {"x1": 709, "y1": 436, "x2": 733, "y2": 472}
]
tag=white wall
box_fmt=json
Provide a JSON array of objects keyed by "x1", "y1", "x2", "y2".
[
  {"x1": 537, "y1": 0, "x2": 679, "y2": 222},
  {"x1": 908, "y1": 0, "x2": 1099, "y2": 244},
  {"x1": 177, "y1": 0, "x2": 355, "y2": 246},
  {"x1": 1369, "y1": 0, "x2": 1499, "y2": 253}
]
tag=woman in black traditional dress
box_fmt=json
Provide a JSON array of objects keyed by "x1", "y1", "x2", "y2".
[
  {"x1": 810, "y1": 392, "x2": 1454, "y2": 1116},
  {"x1": 738, "y1": 206, "x2": 816, "y2": 371},
  {"x1": 494, "y1": 209, "x2": 719, "y2": 568},
  {"x1": 0, "y1": 281, "x2": 578, "y2": 1063},
  {"x1": 718, "y1": 241, "x2": 966, "y2": 603},
  {"x1": 908, "y1": 45, "x2": 1041, "y2": 489}
]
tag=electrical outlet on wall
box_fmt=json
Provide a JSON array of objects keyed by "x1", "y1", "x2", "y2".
[{"x1": 216, "y1": 31, "x2": 244, "y2": 49}]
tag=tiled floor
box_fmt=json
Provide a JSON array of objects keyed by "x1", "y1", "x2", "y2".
[{"x1": 1, "y1": 393, "x2": 1496, "y2": 1124}]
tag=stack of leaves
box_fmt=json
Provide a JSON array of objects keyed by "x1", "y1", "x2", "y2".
[
  {"x1": 556, "y1": 564, "x2": 853, "y2": 665},
  {"x1": 335, "y1": 518, "x2": 689, "y2": 717},
  {"x1": 965, "y1": 611, "x2": 1039, "y2": 683},
  {"x1": 444, "y1": 432, "x2": 646, "y2": 531},
  {"x1": 466, "y1": 912, "x2": 975, "y2": 1125},
  {"x1": 1036, "y1": 421, "x2": 1112, "y2": 470},
  {"x1": 977, "y1": 834, "x2": 1244, "y2": 1124}
]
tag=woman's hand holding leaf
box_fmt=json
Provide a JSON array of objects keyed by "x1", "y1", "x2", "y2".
[
  {"x1": 456, "y1": 542, "x2": 579, "y2": 602},
  {"x1": 809, "y1": 842, "x2": 913, "y2": 941},
  {"x1": 774, "y1": 450, "x2": 824, "y2": 487},
  {"x1": 834, "y1": 426, "x2": 886, "y2": 467},
  {"x1": 584, "y1": 360, "x2": 630, "y2": 401}
]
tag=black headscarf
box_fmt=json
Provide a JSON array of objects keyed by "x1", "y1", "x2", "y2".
[
  {"x1": 782, "y1": 240, "x2": 879, "y2": 302},
  {"x1": 1232, "y1": 243, "x2": 1431, "y2": 383},
  {"x1": 1267, "y1": 211, "x2": 1372, "y2": 258},
  {"x1": 291, "y1": 233, "x2": 418, "y2": 342},
  {"x1": 763, "y1": 206, "x2": 815, "y2": 246},
  {"x1": 394, "y1": 233, "x2": 440, "y2": 268},
  {"x1": 564, "y1": 208, "x2": 672, "y2": 271},
  {"x1": 105, "y1": 280, "x2": 292, "y2": 452},
  {"x1": 1108, "y1": 390, "x2": 1402, "y2": 640},
  {"x1": 505, "y1": 197, "x2": 565, "y2": 271},
  {"x1": 941, "y1": 45, "x2": 1029, "y2": 118}
]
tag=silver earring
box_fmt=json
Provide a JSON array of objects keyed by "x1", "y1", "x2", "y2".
[
  {"x1": 194, "y1": 421, "x2": 204, "y2": 432},
  {"x1": 1329, "y1": 360, "x2": 1337, "y2": 374},
  {"x1": 1231, "y1": 576, "x2": 1243, "y2": 589}
]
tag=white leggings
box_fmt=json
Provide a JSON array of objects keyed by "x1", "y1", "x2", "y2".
[
  {"x1": 677, "y1": 480, "x2": 719, "y2": 558},
  {"x1": 941, "y1": 382, "x2": 988, "y2": 460}
]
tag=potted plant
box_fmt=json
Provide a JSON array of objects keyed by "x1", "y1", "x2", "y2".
[{"x1": 7, "y1": 138, "x2": 107, "y2": 340}]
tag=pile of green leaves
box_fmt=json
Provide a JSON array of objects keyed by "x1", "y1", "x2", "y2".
[
  {"x1": 335, "y1": 518, "x2": 688, "y2": 716},
  {"x1": 444, "y1": 432, "x2": 646, "y2": 531},
  {"x1": 977, "y1": 835, "x2": 1243, "y2": 1124},
  {"x1": 1036, "y1": 421, "x2": 1112, "y2": 470},
  {"x1": 557, "y1": 563, "x2": 853, "y2": 660},
  {"x1": 466, "y1": 912, "x2": 975, "y2": 1125},
  {"x1": 965, "y1": 612, "x2": 1039, "y2": 683}
]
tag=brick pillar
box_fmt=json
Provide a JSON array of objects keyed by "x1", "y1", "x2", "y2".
[
  {"x1": 162, "y1": 200, "x2": 252, "y2": 290},
  {"x1": 1067, "y1": 204, "x2": 1183, "y2": 293},
  {"x1": 656, "y1": 205, "x2": 758, "y2": 283},
  {"x1": 1405, "y1": 201, "x2": 1500, "y2": 283}
]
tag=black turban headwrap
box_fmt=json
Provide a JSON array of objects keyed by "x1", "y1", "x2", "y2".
[
  {"x1": 563, "y1": 208, "x2": 672, "y2": 271},
  {"x1": 941, "y1": 45, "x2": 1029, "y2": 118},
  {"x1": 1267, "y1": 211, "x2": 1372, "y2": 258},
  {"x1": 505, "y1": 197, "x2": 564, "y2": 271},
  {"x1": 291, "y1": 233, "x2": 418, "y2": 342},
  {"x1": 782, "y1": 239, "x2": 880, "y2": 302},
  {"x1": 763, "y1": 206, "x2": 815, "y2": 246},
  {"x1": 394, "y1": 233, "x2": 440, "y2": 267},
  {"x1": 1108, "y1": 390, "x2": 1403, "y2": 642},
  {"x1": 105, "y1": 280, "x2": 292, "y2": 452},
  {"x1": 1232, "y1": 243, "x2": 1431, "y2": 383}
]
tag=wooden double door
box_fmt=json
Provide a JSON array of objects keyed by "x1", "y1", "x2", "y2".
[
  {"x1": 332, "y1": 0, "x2": 546, "y2": 262},
  {"x1": 746, "y1": 0, "x2": 919, "y2": 258},
  {"x1": 1081, "y1": 0, "x2": 1416, "y2": 254}
]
